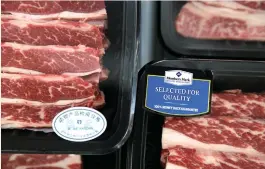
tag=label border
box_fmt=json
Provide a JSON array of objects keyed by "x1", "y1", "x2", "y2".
[{"x1": 145, "y1": 74, "x2": 211, "y2": 116}]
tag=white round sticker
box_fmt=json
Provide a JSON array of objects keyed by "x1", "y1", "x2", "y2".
[{"x1": 52, "y1": 107, "x2": 107, "y2": 142}]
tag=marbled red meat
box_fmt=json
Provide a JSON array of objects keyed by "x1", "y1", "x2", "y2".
[
  {"x1": 1, "y1": 19, "x2": 104, "y2": 48},
  {"x1": 162, "y1": 116, "x2": 265, "y2": 155},
  {"x1": 161, "y1": 89, "x2": 265, "y2": 168},
  {"x1": 199, "y1": 1, "x2": 265, "y2": 11},
  {"x1": 1, "y1": 154, "x2": 81, "y2": 169},
  {"x1": 237, "y1": 1, "x2": 265, "y2": 10},
  {"x1": 1, "y1": 1, "x2": 107, "y2": 21},
  {"x1": 0, "y1": 0, "x2": 108, "y2": 130},
  {"x1": 1, "y1": 73, "x2": 98, "y2": 103},
  {"x1": 1, "y1": 73, "x2": 105, "y2": 128},
  {"x1": 1, "y1": 42, "x2": 104, "y2": 78},
  {"x1": 176, "y1": 2, "x2": 265, "y2": 41},
  {"x1": 164, "y1": 146, "x2": 265, "y2": 169},
  {"x1": 211, "y1": 90, "x2": 265, "y2": 119}
]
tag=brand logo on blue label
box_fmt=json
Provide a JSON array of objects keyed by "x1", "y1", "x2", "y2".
[
  {"x1": 164, "y1": 70, "x2": 193, "y2": 86},
  {"x1": 52, "y1": 107, "x2": 107, "y2": 142},
  {"x1": 176, "y1": 72, "x2": 182, "y2": 77},
  {"x1": 145, "y1": 70, "x2": 211, "y2": 116}
]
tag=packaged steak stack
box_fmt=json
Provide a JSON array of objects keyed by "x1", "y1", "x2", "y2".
[
  {"x1": 1, "y1": 1, "x2": 109, "y2": 129},
  {"x1": 161, "y1": 90, "x2": 265, "y2": 169}
]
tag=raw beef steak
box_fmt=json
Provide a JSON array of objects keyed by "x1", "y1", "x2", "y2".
[
  {"x1": 237, "y1": 1, "x2": 265, "y2": 10},
  {"x1": 176, "y1": 2, "x2": 265, "y2": 41},
  {"x1": 1, "y1": 19, "x2": 104, "y2": 48},
  {"x1": 1, "y1": 154, "x2": 81, "y2": 169},
  {"x1": 1, "y1": 73, "x2": 105, "y2": 128},
  {"x1": 1, "y1": 1, "x2": 106, "y2": 14},
  {"x1": 1, "y1": 42, "x2": 103, "y2": 78},
  {"x1": 164, "y1": 146, "x2": 265, "y2": 169},
  {"x1": 0, "y1": 0, "x2": 109, "y2": 130},
  {"x1": 199, "y1": 1, "x2": 265, "y2": 11},
  {"x1": 2, "y1": 93, "x2": 105, "y2": 128},
  {"x1": 1, "y1": 73, "x2": 99, "y2": 103},
  {"x1": 162, "y1": 116, "x2": 265, "y2": 156},
  {"x1": 1, "y1": 14, "x2": 107, "y2": 30},
  {"x1": 1, "y1": 1, "x2": 107, "y2": 21},
  {"x1": 211, "y1": 90, "x2": 265, "y2": 119}
]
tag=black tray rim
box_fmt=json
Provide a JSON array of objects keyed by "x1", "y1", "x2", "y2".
[
  {"x1": 160, "y1": 1, "x2": 265, "y2": 58},
  {"x1": 1, "y1": 1, "x2": 139, "y2": 155}
]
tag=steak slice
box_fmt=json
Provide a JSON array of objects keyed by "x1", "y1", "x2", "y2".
[
  {"x1": 1, "y1": 154, "x2": 82, "y2": 169},
  {"x1": 238, "y1": 1, "x2": 265, "y2": 10},
  {"x1": 211, "y1": 90, "x2": 265, "y2": 119},
  {"x1": 1, "y1": 1, "x2": 106, "y2": 21},
  {"x1": 1, "y1": 73, "x2": 98, "y2": 103},
  {"x1": 1, "y1": 73, "x2": 105, "y2": 128},
  {"x1": 164, "y1": 146, "x2": 265, "y2": 169},
  {"x1": 176, "y1": 2, "x2": 265, "y2": 41},
  {"x1": 1, "y1": 42, "x2": 103, "y2": 78},
  {"x1": 1, "y1": 10, "x2": 107, "y2": 22},
  {"x1": 1, "y1": 14, "x2": 107, "y2": 30},
  {"x1": 1, "y1": 1, "x2": 106, "y2": 14},
  {"x1": 1, "y1": 100, "x2": 95, "y2": 128},
  {"x1": 1, "y1": 19, "x2": 104, "y2": 48},
  {"x1": 199, "y1": 1, "x2": 265, "y2": 12},
  {"x1": 162, "y1": 117, "x2": 265, "y2": 156}
]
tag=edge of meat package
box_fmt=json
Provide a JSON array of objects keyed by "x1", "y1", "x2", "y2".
[
  {"x1": 1, "y1": 1, "x2": 139, "y2": 154},
  {"x1": 160, "y1": 1, "x2": 265, "y2": 58},
  {"x1": 129, "y1": 59, "x2": 265, "y2": 169}
]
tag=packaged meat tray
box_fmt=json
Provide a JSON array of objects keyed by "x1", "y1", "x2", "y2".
[
  {"x1": 161, "y1": 1, "x2": 265, "y2": 58},
  {"x1": 128, "y1": 59, "x2": 265, "y2": 169},
  {"x1": 1, "y1": 1, "x2": 139, "y2": 154}
]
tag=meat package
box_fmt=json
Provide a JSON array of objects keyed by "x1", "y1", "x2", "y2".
[
  {"x1": 160, "y1": 1, "x2": 265, "y2": 57},
  {"x1": 1, "y1": 154, "x2": 82, "y2": 169},
  {"x1": 176, "y1": 1, "x2": 265, "y2": 41},
  {"x1": 128, "y1": 60, "x2": 265, "y2": 169},
  {"x1": 1, "y1": 1, "x2": 108, "y2": 129},
  {"x1": 2, "y1": 1, "x2": 138, "y2": 154}
]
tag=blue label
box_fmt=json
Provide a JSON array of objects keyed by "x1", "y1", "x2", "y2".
[{"x1": 145, "y1": 75, "x2": 211, "y2": 116}]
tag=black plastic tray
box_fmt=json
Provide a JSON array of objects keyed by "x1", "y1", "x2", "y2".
[
  {"x1": 1, "y1": 1, "x2": 139, "y2": 154},
  {"x1": 83, "y1": 153, "x2": 116, "y2": 169},
  {"x1": 127, "y1": 59, "x2": 265, "y2": 169},
  {"x1": 161, "y1": 1, "x2": 265, "y2": 58}
]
